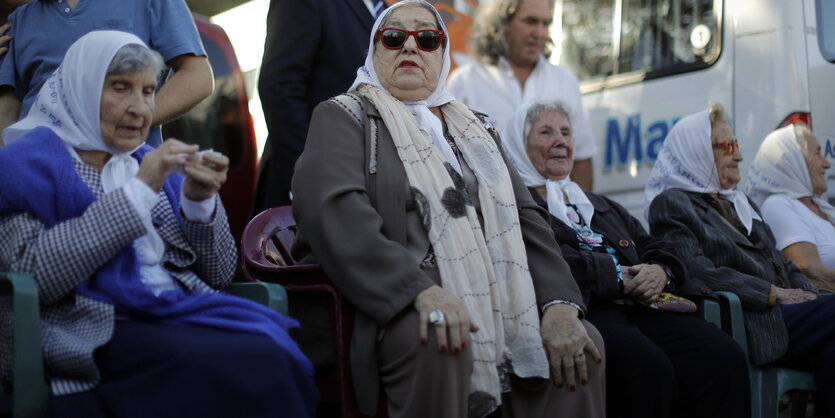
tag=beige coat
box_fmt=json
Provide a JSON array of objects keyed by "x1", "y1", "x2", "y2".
[{"x1": 291, "y1": 93, "x2": 584, "y2": 414}]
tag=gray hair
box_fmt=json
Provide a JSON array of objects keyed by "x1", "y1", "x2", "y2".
[
  {"x1": 106, "y1": 44, "x2": 165, "y2": 78},
  {"x1": 469, "y1": 0, "x2": 555, "y2": 65},
  {"x1": 523, "y1": 100, "x2": 572, "y2": 142},
  {"x1": 793, "y1": 122, "x2": 813, "y2": 156},
  {"x1": 378, "y1": 0, "x2": 447, "y2": 49},
  {"x1": 708, "y1": 101, "x2": 728, "y2": 132}
]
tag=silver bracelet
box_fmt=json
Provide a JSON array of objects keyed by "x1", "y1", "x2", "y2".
[{"x1": 541, "y1": 299, "x2": 584, "y2": 316}]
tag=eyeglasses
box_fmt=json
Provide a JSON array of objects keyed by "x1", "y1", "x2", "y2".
[
  {"x1": 374, "y1": 28, "x2": 446, "y2": 51},
  {"x1": 712, "y1": 140, "x2": 740, "y2": 155}
]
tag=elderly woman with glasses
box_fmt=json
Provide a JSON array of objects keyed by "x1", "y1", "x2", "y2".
[
  {"x1": 0, "y1": 31, "x2": 316, "y2": 417},
  {"x1": 291, "y1": 1, "x2": 606, "y2": 417},
  {"x1": 746, "y1": 123, "x2": 835, "y2": 292},
  {"x1": 501, "y1": 100, "x2": 749, "y2": 418},
  {"x1": 645, "y1": 102, "x2": 835, "y2": 417}
]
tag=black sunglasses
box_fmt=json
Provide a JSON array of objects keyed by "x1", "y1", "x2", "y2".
[{"x1": 374, "y1": 28, "x2": 445, "y2": 51}]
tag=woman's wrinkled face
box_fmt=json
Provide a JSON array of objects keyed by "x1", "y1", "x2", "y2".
[
  {"x1": 711, "y1": 120, "x2": 742, "y2": 189},
  {"x1": 802, "y1": 132, "x2": 831, "y2": 195},
  {"x1": 526, "y1": 109, "x2": 573, "y2": 180},
  {"x1": 372, "y1": 5, "x2": 443, "y2": 101},
  {"x1": 100, "y1": 67, "x2": 156, "y2": 153}
]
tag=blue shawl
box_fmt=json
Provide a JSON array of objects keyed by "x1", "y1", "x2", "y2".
[{"x1": 0, "y1": 127, "x2": 313, "y2": 375}]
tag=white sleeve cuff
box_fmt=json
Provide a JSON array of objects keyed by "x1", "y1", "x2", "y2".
[{"x1": 180, "y1": 189, "x2": 216, "y2": 223}]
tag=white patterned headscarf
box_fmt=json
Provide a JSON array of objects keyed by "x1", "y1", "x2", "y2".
[
  {"x1": 4, "y1": 31, "x2": 175, "y2": 290},
  {"x1": 746, "y1": 125, "x2": 835, "y2": 222},
  {"x1": 3, "y1": 30, "x2": 148, "y2": 194},
  {"x1": 351, "y1": 1, "x2": 549, "y2": 414},
  {"x1": 644, "y1": 107, "x2": 761, "y2": 234},
  {"x1": 349, "y1": 0, "x2": 461, "y2": 174},
  {"x1": 502, "y1": 100, "x2": 594, "y2": 227}
]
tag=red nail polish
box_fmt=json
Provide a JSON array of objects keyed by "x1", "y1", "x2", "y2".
[
  {"x1": 454, "y1": 347, "x2": 461, "y2": 354},
  {"x1": 581, "y1": 379, "x2": 587, "y2": 385},
  {"x1": 462, "y1": 341, "x2": 467, "y2": 348},
  {"x1": 440, "y1": 345, "x2": 447, "y2": 352},
  {"x1": 570, "y1": 385, "x2": 576, "y2": 392},
  {"x1": 556, "y1": 383, "x2": 563, "y2": 388},
  {"x1": 596, "y1": 358, "x2": 602, "y2": 363},
  {"x1": 421, "y1": 337, "x2": 427, "y2": 344}
]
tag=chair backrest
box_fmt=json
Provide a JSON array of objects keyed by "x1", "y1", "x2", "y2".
[
  {"x1": 241, "y1": 206, "x2": 298, "y2": 271},
  {"x1": 713, "y1": 291, "x2": 817, "y2": 418},
  {"x1": 239, "y1": 206, "x2": 388, "y2": 418}
]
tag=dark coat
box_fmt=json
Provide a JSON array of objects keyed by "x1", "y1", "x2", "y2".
[
  {"x1": 253, "y1": 0, "x2": 377, "y2": 212},
  {"x1": 647, "y1": 188, "x2": 817, "y2": 364},
  {"x1": 531, "y1": 189, "x2": 712, "y2": 307}
]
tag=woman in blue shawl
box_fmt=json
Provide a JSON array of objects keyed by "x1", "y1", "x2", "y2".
[{"x1": 0, "y1": 31, "x2": 316, "y2": 417}]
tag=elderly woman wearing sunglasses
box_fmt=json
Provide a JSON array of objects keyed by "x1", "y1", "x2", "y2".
[
  {"x1": 290, "y1": 1, "x2": 605, "y2": 417},
  {"x1": 645, "y1": 102, "x2": 835, "y2": 417}
]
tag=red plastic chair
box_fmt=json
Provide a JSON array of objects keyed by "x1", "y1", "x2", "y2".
[{"x1": 241, "y1": 206, "x2": 386, "y2": 418}]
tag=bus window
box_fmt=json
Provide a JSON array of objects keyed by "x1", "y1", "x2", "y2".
[
  {"x1": 557, "y1": 0, "x2": 722, "y2": 85},
  {"x1": 558, "y1": 0, "x2": 616, "y2": 81},
  {"x1": 817, "y1": 0, "x2": 835, "y2": 63}
]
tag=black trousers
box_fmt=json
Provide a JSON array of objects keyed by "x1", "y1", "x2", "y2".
[
  {"x1": 777, "y1": 294, "x2": 835, "y2": 417},
  {"x1": 587, "y1": 302, "x2": 750, "y2": 418},
  {"x1": 51, "y1": 320, "x2": 318, "y2": 418}
]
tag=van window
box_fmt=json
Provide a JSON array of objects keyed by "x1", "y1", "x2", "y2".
[
  {"x1": 817, "y1": 0, "x2": 835, "y2": 62},
  {"x1": 558, "y1": 0, "x2": 722, "y2": 84}
]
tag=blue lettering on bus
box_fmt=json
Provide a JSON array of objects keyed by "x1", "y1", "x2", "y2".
[
  {"x1": 603, "y1": 115, "x2": 680, "y2": 170},
  {"x1": 604, "y1": 114, "x2": 643, "y2": 169},
  {"x1": 825, "y1": 139, "x2": 835, "y2": 159}
]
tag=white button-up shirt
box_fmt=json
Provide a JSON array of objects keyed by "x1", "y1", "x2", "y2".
[{"x1": 448, "y1": 55, "x2": 597, "y2": 161}]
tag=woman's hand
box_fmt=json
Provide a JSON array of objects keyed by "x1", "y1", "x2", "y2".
[
  {"x1": 414, "y1": 285, "x2": 478, "y2": 354},
  {"x1": 775, "y1": 287, "x2": 818, "y2": 305},
  {"x1": 540, "y1": 304, "x2": 603, "y2": 390},
  {"x1": 181, "y1": 149, "x2": 229, "y2": 201},
  {"x1": 137, "y1": 139, "x2": 198, "y2": 192},
  {"x1": 622, "y1": 264, "x2": 667, "y2": 303},
  {"x1": 0, "y1": 23, "x2": 11, "y2": 56}
]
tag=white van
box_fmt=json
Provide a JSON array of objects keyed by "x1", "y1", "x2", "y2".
[{"x1": 549, "y1": 0, "x2": 835, "y2": 221}]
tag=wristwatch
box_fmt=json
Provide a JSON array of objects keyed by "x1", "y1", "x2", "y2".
[{"x1": 650, "y1": 262, "x2": 674, "y2": 289}]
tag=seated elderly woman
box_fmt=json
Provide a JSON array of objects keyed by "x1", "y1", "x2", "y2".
[
  {"x1": 645, "y1": 102, "x2": 835, "y2": 416},
  {"x1": 501, "y1": 100, "x2": 749, "y2": 418},
  {"x1": 746, "y1": 123, "x2": 835, "y2": 292},
  {"x1": 0, "y1": 31, "x2": 316, "y2": 417},
  {"x1": 290, "y1": 2, "x2": 605, "y2": 417}
]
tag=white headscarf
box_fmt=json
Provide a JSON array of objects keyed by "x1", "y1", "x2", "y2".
[
  {"x1": 746, "y1": 125, "x2": 835, "y2": 222},
  {"x1": 5, "y1": 31, "x2": 173, "y2": 289},
  {"x1": 502, "y1": 101, "x2": 594, "y2": 227},
  {"x1": 350, "y1": 2, "x2": 549, "y2": 413},
  {"x1": 3, "y1": 30, "x2": 148, "y2": 194},
  {"x1": 349, "y1": 0, "x2": 461, "y2": 174},
  {"x1": 644, "y1": 108, "x2": 761, "y2": 234}
]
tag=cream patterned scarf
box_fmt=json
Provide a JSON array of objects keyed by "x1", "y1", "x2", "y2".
[
  {"x1": 359, "y1": 82, "x2": 549, "y2": 412},
  {"x1": 352, "y1": 2, "x2": 548, "y2": 412}
]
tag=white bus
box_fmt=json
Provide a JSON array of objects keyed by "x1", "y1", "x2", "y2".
[{"x1": 551, "y1": 0, "x2": 835, "y2": 221}]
